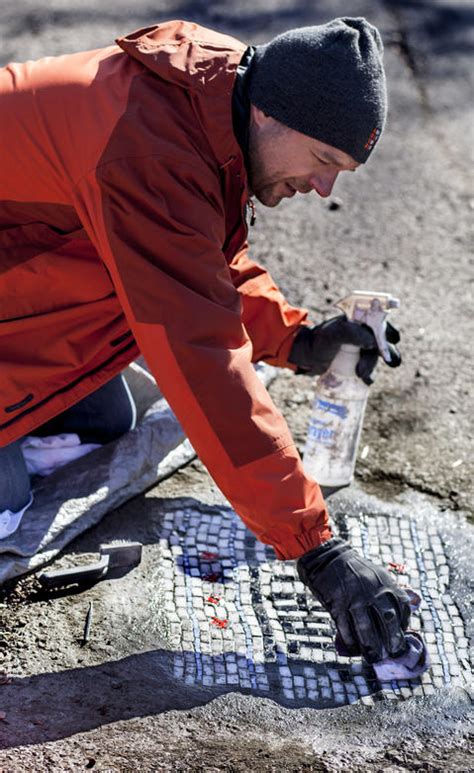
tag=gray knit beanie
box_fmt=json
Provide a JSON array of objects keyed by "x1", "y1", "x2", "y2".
[{"x1": 248, "y1": 17, "x2": 387, "y2": 163}]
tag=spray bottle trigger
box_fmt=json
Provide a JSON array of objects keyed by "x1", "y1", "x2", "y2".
[
  {"x1": 364, "y1": 309, "x2": 391, "y2": 362},
  {"x1": 335, "y1": 292, "x2": 399, "y2": 362}
]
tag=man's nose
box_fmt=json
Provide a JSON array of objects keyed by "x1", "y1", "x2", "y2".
[{"x1": 309, "y1": 169, "x2": 339, "y2": 198}]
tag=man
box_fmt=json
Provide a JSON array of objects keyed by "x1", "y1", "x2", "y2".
[{"x1": 0, "y1": 17, "x2": 409, "y2": 663}]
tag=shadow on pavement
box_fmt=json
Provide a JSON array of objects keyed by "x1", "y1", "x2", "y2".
[
  {"x1": 2, "y1": 1, "x2": 472, "y2": 50},
  {"x1": 0, "y1": 648, "x2": 381, "y2": 749},
  {"x1": 0, "y1": 1, "x2": 327, "y2": 39},
  {"x1": 384, "y1": 0, "x2": 474, "y2": 61}
]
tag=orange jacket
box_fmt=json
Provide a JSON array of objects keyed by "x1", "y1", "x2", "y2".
[{"x1": 0, "y1": 21, "x2": 331, "y2": 558}]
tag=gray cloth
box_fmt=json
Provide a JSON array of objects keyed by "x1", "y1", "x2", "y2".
[{"x1": 249, "y1": 17, "x2": 387, "y2": 163}]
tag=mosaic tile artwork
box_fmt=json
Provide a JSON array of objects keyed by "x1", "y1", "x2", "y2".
[{"x1": 156, "y1": 501, "x2": 472, "y2": 707}]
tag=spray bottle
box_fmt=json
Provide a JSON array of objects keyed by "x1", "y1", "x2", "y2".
[{"x1": 303, "y1": 291, "x2": 400, "y2": 488}]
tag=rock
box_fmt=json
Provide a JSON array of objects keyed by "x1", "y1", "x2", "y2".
[{"x1": 327, "y1": 197, "x2": 343, "y2": 211}]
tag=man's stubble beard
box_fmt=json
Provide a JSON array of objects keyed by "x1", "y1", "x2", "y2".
[{"x1": 247, "y1": 121, "x2": 286, "y2": 208}]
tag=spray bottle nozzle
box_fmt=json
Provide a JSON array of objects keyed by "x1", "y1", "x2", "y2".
[{"x1": 335, "y1": 291, "x2": 400, "y2": 364}]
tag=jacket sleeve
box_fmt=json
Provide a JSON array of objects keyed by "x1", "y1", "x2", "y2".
[
  {"x1": 229, "y1": 241, "x2": 309, "y2": 369},
  {"x1": 73, "y1": 155, "x2": 331, "y2": 560}
]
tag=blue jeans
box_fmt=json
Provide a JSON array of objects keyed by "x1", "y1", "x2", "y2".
[{"x1": 0, "y1": 374, "x2": 136, "y2": 512}]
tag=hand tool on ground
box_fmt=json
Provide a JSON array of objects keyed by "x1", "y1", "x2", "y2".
[
  {"x1": 38, "y1": 541, "x2": 142, "y2": 589},
  {"x1": 82, "y1": 600, "x2": 94, "y2": 645}
]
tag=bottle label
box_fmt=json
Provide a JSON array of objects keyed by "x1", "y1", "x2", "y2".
[
  {"x1": 304, "y1": 391, "x2": 368, "y2": 486},
  {"x1": 306, "y1": 400, "x2": 348, "y2": 447},
  {"x1": 315, "y1": 399, "x2": 348, "y2": 420},
  {"x1": 307, "y1": 418, "x2": 334, "y2": 445}
]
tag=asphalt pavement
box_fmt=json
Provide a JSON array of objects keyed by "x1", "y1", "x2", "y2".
[{"x1": 0, "y1": 1, "x2": 472, "y2": 770}]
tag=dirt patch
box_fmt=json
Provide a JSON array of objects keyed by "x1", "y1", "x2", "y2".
[{"x1": 267, "y1": 371, "x2": 473, "y2": 518}]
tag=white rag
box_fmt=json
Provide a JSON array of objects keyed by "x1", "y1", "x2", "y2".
[
  {"x1": 372, "y1": 632, "x2": 431, "y2": 681},
  {"x1": 0, "y1": 494, "x2": 34, "y2": 540},
  {"x1": 21, "y1": 433, "x2": 101, "y2": 477}
]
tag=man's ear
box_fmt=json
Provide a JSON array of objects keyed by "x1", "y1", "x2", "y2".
[{"x1": 250, "y1": 103, "x2": 271, "y2": 129}]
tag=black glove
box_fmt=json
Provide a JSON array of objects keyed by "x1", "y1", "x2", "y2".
[
  {"x1": 297, "y1": 537, "x2": 411, "y2": 663},
  {"x1": 288, "y1": 316, "x2": 401, "y2": 385}
]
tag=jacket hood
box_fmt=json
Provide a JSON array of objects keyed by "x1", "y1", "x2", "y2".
[
  {"x1": 116, "y1": 21, "x2": 246, "y2": 95},
  {"x1": 116, "y1": 21, "x2": 247, "y2": 167}
]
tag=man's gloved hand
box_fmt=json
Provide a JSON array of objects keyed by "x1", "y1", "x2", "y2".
[
  {"x1": 297, "y1": 537, "x2": 411, "y2": 663},
  {"x1": 288, "y1": 316, "x2": 401, "y2": 385}
]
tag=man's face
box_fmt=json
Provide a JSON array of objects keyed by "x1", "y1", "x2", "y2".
[{"x1": 247, "y1": 106, "x2": 360, "y2": 207}]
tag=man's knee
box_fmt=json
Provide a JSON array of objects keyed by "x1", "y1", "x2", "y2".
[
  {"x1": 64, "y1": 373, "x2": 137, "y2": 444},
  {"x1": 0, "y1": 440, "x2": 31, "y2": 513}
]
